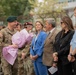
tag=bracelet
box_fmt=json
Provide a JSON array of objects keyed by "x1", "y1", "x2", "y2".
[{"x1": 69, "y1": 53, "x2": 74, "y2": 56}]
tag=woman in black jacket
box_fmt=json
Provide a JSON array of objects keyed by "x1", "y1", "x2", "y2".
[{"x1": 53, "y1": 16, "x2": 74, "y2": 75}]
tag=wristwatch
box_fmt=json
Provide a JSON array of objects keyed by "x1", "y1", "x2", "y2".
[{"x1": 69, "y1": 53, "x2": 74, "y2": 56}]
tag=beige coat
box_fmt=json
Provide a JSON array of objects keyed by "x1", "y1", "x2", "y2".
[{"x1": 42, "y1": 28, "x2": 59, "y2": 66}]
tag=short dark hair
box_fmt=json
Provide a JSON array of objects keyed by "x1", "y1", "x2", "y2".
[{"x1": 47, "y1": 20, "x2": 56, "y2": 27}]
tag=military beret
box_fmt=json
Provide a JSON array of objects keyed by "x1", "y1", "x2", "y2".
[
  {"x1": 7, "y1": 16, "x2": 17, "y2": 22},
  {"x1": 24, "y1": 22, "x2": 33, "y2": 26}
]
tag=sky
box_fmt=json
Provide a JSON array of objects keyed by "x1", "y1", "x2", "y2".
[{"x1": 38, "y1": 0, "x2": 43, "y2": 2}]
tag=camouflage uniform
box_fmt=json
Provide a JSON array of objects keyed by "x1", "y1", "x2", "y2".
[
  {"x1": 17, "y1": 44, "x2": 29, "y2": 75},
  {"x1": 23, "y1": 43, "x2": 35, "y2": 75},
  {"x1": 17, "y1": 48, "x2": 25, "y2": 75},
  {"x1": 17, "y1": 42, "x2": 35, "y2": 75},
  {"x1": 0, "y1": 30, "x2": 3, "y2": 74},
  {"x1": 0, "y1": 27, "x2": 18, "y2": 75}
]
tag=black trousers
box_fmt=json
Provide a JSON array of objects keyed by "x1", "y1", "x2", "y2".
[
  {"x1": 72, "y1": 60, "x2": 76, "y2": 75},
  {"x1": 47, "y1": 66, "x2": 58, "y2": 75},
  {"x1": 58, "y1": 62, "x2": 73, "y2": 75}
]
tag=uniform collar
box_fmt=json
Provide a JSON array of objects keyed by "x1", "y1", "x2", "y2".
[{"x1": 5, "y1": 27, "x2": 16, "y2": 35}]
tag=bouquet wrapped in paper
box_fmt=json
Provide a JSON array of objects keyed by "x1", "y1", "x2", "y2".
[{"x1": 3, "y1": 29, "x2": 33, "y2": 65}]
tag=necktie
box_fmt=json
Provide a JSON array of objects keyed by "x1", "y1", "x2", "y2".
[{"x1": 48, "y1": 32, "x2": 51, "y2": 36}]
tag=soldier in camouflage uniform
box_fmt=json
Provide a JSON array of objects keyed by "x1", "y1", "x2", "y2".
[
  {"x1": 0, "y1": 16, "x2": 18, "y2": 75},
  {"x1": 22, "y1": 42, "x2": 35, "y2": 75},
  {"x1": 0, "y1": 32, "x2": 3, "y2": 75},
  {"x1": 17, "y1": 22, "x2": 34, "y2": 75}
]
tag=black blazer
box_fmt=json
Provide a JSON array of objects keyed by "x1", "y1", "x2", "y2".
[{"x1": 54, "y1": 30, "x2": 74, "y2": 65}]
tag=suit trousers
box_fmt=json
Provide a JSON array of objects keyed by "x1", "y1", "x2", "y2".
[
  {"x1": 33, "y1": 61, "x2": 48, "y2": 75},
  {"x1": 72, "y1": 60, "x2": 76, "y2": 75},
  {"x1": 58, "y1": 62, "x2": 73, "y2": 75}
]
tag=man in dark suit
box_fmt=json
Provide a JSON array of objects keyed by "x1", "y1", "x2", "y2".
[{"x1": 42, "y1": 20, "x2": 59, "y2": 75}]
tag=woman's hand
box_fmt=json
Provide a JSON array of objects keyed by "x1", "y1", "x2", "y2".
[
  {"x1": 32, "y1": 55, "x2": 38, "y2": 60},
  {"x1": 53, "y1": 52, "x2": 58, "y2": 61},
  {"x1": 52, "y1": 63, "x2": 57, "y2": 67},
  {"x1": 53, "y1": 52, "x2": 58, "y2": 58},
  {"x1": 71, "y1": 57, "x2": 75, "y2": 62},
  {"x1": 68, "y1": 54, "x2": 72, "y2": 62},
  {"x1": 52, "y1": 52, "x2": 58, "y2": 67},
  {"x1": 68, "y1": 54, "x2": 75, "y2": 62},
  {"x1": 54, "y1": 56, "x2": 58, "y2": 61},
  {"x1": 30, "y1": 54, "x2": 38, "y2": 61},
  {"x1": 30, "y1": 54, "x2": 34, "y2": 60}
]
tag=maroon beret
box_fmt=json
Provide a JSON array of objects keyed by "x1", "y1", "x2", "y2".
[{"x1": 24, "y1": 22, "x2": 33, "y2": 26}]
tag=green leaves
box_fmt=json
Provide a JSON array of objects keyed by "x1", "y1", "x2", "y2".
[
  {"x1": 30, "y1": 0, "x2": 67, "y2": 21},
  {"x1": 0, "y1": 0, "x2": 34, "y2": 16},
  {"x1": 0, "y1": 0, "x2": 35, "y2": 22}
]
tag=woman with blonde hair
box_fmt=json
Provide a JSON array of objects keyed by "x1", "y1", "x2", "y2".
[{"x1": 30, "y1": 21, "x2": 48, "y2": 75}]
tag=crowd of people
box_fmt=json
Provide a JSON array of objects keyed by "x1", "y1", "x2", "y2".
[{"x1": 0, "y1": 7, "x2": 76, "y2": 75}]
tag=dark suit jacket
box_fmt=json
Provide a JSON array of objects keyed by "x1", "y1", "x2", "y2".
[
  {"x1": 42, "y1": 28, "x2": 59, "y2": 66},
  {"x1": 54, "y1": 30, "x2": 74, "y2": 65}
]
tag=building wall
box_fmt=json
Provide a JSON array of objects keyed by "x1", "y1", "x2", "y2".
[{"x1": 59, "y1": 0, "x2": 76, "y2": 17}]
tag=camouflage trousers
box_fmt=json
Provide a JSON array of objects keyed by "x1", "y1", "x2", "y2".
[
  {"x1": 17, "y1": 50, "x2": 25, "y2": 75},
  {"x1": 17, "y1": 50, "x2": 35, "y2": 75},
  {"x1": 0, "y1": 49, "x2": 2, "y2": 72},
  {"x1": 1, "y1": 55, "x2": 18, "y2": 75},
  {"x1": 24, "y1": 57, "x2": 35, "y2": 75}
]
